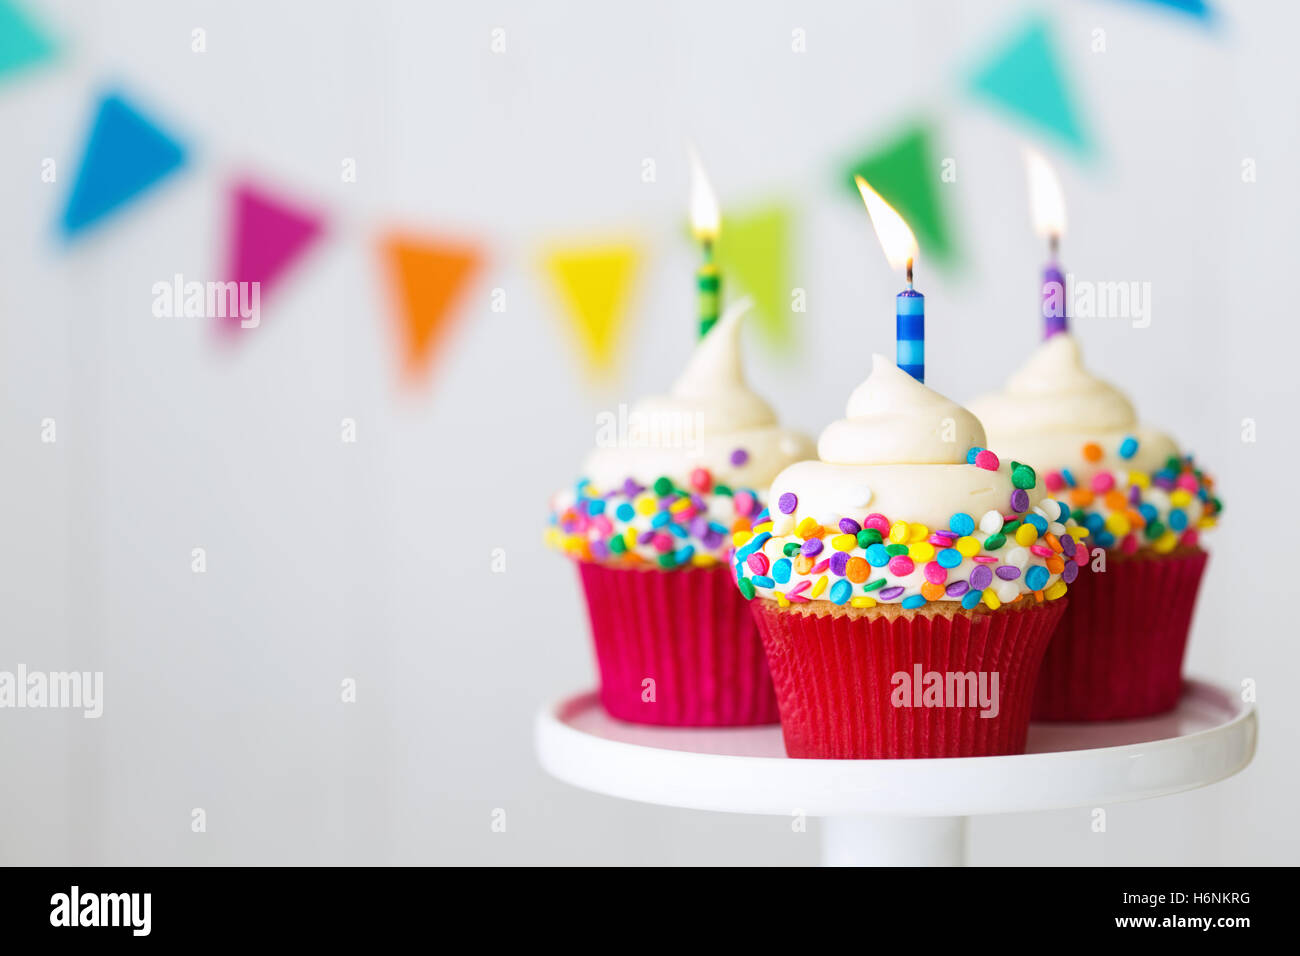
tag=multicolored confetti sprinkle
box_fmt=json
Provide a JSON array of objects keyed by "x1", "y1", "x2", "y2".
[
  {"x1": 547, "y1": 468, "x2": 761, "y2": 568},
  {"x1": 733, "y1": 446, "x2": 1088, "y2": 610},
  {"x1": 1049, "y1": 440, "x2": 1221, "y2": 555}
]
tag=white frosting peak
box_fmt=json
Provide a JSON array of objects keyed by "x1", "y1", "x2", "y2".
[
  {"x1": 580, "y1": 298, "x2": 813, "y2": 491},
  {"x1": 970, "y1": 334, "x2": 1136, "y2": 434},
  {"x1": 662, "y1": 297, "x2": 778, "y2": 433},
  {"x1": 771, "y1": 356, "x2": 1020, "y2": 530},
  {"x1": 818, "y1": 354, "x2": 986, "y2": 465},
  {"x1": 968, "y1": 334, "x2": 1179, "y2": 476}
]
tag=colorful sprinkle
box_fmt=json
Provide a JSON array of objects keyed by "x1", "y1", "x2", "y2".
[
  {"x1": 974, "y1": 449, "x2": 1000, "y2": 471},
  {"x1": 1025, "y1": 566, "x2": 1050, "y2": 591},
  {"x1": 777, "y1": 492, "x2": 798, "y2": 515},
  {"x1": 888, "y1": 555, "x2": 915, "y2": 576},
  {"x1": 979, "y1": 510, "x2": 1004, "y2": 534},
  {"x1": 1011, "y1": 462, "x2": 1036, "y2": 490},
  {"x1": 796, "y1": 517, "x2": 822, "y2": 538},
  {"x1": 730, "y1": 448, "x2": 749, "y2": 467},
  {"x1": 937, "y1": 548, "x2": 962, "y2": 568},
  {"x1": 864, "y1": 513, "x2": 891, "y2": 533},
  {"x1": 949, "y1": 512, "x2": 975, "y2": 536},
  {"x1": 857, "y1": 528, "x2": 883, "y2": 548},
  {"x1": 908, "y1": 541, "x2": 936, "y2": 562}
]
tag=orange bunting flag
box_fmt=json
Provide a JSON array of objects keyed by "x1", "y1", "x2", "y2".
[
  {"x1": 380, "y1": 233, "x2": 484, "y2": 382},
  {"x1": 540, "y1": 241, "x2": 641, "y2": 381}
]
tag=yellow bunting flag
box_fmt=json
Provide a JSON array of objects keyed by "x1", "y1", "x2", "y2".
[
  {"x1": 540, "y1": 242, "x2": 641, "y2": 381},
  {"x1": 380, "y1": 232, "x2": 484, "y2": 382}
]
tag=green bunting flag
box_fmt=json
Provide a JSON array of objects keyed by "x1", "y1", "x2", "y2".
[
  {"x1": 715, "y1": 203, "x2": 795, "y2": 349},
  {"x1": 842, "y1": 121, "x2": 957, "y2": 269}
]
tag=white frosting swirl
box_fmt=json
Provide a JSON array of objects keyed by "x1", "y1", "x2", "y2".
[
  {"x1": 967, "y1": 334, "x2": 1179, "y2": 476},
  {"x1": 580, "y1": 299, "x2": 814, "y2": 491},
  {"x1": 769, "y1": 356, "x2": 1032, "y2": 529}
]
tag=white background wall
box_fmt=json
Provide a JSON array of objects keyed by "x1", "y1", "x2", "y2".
[{"x1": 0, "y1": 0, "x2": 1294, "y2": 864}]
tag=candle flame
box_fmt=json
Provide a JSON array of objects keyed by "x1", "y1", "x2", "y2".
[
  {"x1": 855, "y1": 175, "x2": 917, "y2": 271},
  {"x1": 1024, "y1": 148, "x2": 1066, "y2": 240},
  {"x1": 688, "y1": 146, "x2": 720, "y2": 240}
]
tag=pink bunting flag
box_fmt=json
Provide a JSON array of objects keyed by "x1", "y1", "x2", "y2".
[{"x1": 221, "y1": 180, "x2": 325, "y2": 334}]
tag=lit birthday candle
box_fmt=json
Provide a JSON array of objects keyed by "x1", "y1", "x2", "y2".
[
  {"x1": 855, "y1": 175, "x2": 923, "y2": 382},
  {"x1": 1025, "y1": 148, "x2": 1068, "y2": 339},
  {"x1": 689, "y1": 147, "x2": 721, "y2": 338}
]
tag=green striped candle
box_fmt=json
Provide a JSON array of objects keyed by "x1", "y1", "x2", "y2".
[
  {"x1": 698, "y1": 240, "x2": 721, "y2": 338},
  {"x1": 689, "y1": 147, "x2": 721, "y2": 340}
]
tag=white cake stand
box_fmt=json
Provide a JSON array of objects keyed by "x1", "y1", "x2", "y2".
[{"x1": 535, "y1": 678, "x2": 1257, "y2": 866}]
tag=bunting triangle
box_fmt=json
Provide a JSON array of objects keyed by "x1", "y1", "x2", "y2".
[
  {"x1": 1121, "y1": 0, "x2": 1213, "y2": 22},
  {"x1": 60, "y1": 92, "x2": 187, "y2": 238},
  {"x1": 380, "y1": 233, "x2": 483, "y2": 381},
  {"x1": 541, "y1": 242, "x2": 641, "y2": 380},
  {"x1": 843, "y1": 122, "x2": 957, "y2": 267},
  {"x1": 222, "y1": 181, "x2": 325, "y2": 331},
  {"x1": 0, "y1": 0, "x2": 56, "y2": 84},
  {"x1": 715, "y1": 203, "x2": 794, "y2": 348},
  {"x1": 969, "y1": 16, "x2": 1093, "y2": 156}
]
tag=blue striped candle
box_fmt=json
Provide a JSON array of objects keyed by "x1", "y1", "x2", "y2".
[{"x1": 896, "y1": 275, "x2": 924, "y2": 383}]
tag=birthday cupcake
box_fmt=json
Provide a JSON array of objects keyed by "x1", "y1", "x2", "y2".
[
  {"x1": 735, "y1": 355, "x2": 1087, "y2": 758},
  {"x1": 969, "y1": 334, "x2": 1221, "y2": 720},
  {"x1": 547, "y1": 301, "x2": 815, "y2": 726}
]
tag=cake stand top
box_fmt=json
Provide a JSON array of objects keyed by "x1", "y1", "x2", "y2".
[{"x1": 535, "y1": 679, "x2": 1256, "y2": 817}]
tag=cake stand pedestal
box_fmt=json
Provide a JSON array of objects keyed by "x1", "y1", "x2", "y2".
[{"x1": 534, "y1": 678, "x2": 1256, "y2": 866}]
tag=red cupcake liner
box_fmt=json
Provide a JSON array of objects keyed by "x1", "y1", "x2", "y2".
[
  {"x1": 1032, "y1": 548, "x2": 1208, "y2": 721},
  {"x1": 576, "y1": 561, "x2": 780, "y2": 726},
  {"x1": 751, "y1": 599, "x2": 1065, "y2": 758}
]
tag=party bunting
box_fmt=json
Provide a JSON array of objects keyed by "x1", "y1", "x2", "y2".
[
  {"x1": 842, "y1": 122, "x2": 957, "y2": 268},
  {"x1": 1118, "y1": 0, "x2": 1214, "y2": 22},
  {"x1": 60, "y1": 91, "x2": 187, "y2": 238},
  {"x1": 541, "y1": 242, "x2": 641, "y2": 380},
  {"x1": 222, "y1": 181, "x2": 326, "y2": 332},
  {"x1": 0, "y1": 0, "x2": 55, "y2": 84},
  {"x1": 715, "y1": 203, "x2": 795, "y2": 348},
  {"x1": 380, "y1": 233, "x2": 483, "y2": 381},
  {"x1": 968, "y1": 16, "x2": 1093, "y2": 156}
]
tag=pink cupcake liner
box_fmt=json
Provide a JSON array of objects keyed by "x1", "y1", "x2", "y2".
[
  {"x1": 751, "y1": 599, "x2": 1065, "y2": 758},
  {"x1": 1032, "y1": 548, "x2": 1208, "y2": 721},
  {"x1": 576, "y1": 561, "x2": 780, "y2": 726}
]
